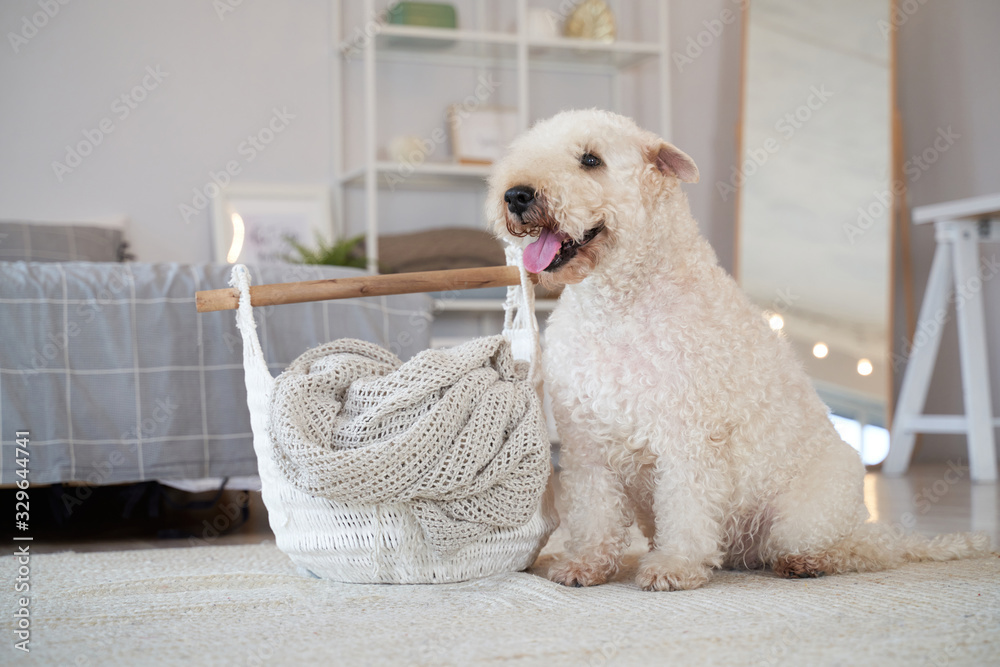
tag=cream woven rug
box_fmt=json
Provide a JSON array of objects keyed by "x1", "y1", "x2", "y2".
[{"x1": 3, "y1": 534, "x2": 998, "y2": 666}]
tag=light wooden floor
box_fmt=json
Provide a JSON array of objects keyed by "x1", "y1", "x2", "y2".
[
  {"x1": 863, "y1": 463, "x2": 999, "y2": 545},
  {"x1": 30, "y1": 463, "x2": 999, "y2": 555}
]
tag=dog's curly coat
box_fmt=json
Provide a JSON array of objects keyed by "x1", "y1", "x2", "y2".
[{"x1": 487, "y1": 109, "x2": 991, "y2": 591}]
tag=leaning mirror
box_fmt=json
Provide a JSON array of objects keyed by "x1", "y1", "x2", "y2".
[{"x1": 735, "y1": 0, "x2": 895, "y2": 464}]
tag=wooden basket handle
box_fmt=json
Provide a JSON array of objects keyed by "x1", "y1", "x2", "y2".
[{"x1": 195, "y1": 265, "x2": 535, "y2": 313}]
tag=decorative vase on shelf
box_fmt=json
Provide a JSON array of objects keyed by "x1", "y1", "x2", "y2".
[{"x1": 564, "y1": 0, "x2": 617, "y2": 43}]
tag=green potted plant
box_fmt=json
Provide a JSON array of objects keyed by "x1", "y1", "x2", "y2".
[{"x1": 285, "y1": 233, "x2": 367, "y2": 269}]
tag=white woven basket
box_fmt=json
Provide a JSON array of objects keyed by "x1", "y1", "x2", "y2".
[{"x1": 231, "y1": 251, "x2": 558, "y2": 584}]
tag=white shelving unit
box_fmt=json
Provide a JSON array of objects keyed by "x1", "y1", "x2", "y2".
[
  {"x1": 338, "y1": 161, "x2": 493, "y2": 189},
  {"x1": 331, "y1": 0, "x2": 672, "y2": 272}
]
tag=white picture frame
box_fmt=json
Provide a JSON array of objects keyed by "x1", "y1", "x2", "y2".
[
  {"x1": 448, "y1": 106, "x2": 519, "y2": 165},
  {"x1": 211, "y1": 184, "x2": 333, "y2": 265}
]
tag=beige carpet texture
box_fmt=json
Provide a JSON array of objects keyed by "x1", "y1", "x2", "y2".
[{"x1": 3, "y1": 533, "x2": 999, "y2": 666}]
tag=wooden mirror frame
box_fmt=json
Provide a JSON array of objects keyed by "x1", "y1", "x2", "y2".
[{"x1": 732, "y1": 0, "x2": 913, "y2": 465}]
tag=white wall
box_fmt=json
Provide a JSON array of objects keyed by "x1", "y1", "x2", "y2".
[
  {"x1": 668, "y1": 0, "x2": 743, "y2": 272},
  {"x1": 0, "y1": 0, "x2": 332, "y2": 263},
  {"x1": 894, "y1": 0, "x2": 1000, "y2": 463},
  {"x1": 0, "y1": 0, "x2": 740, "y2": 268}
]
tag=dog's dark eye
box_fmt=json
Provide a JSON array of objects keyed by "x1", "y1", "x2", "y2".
[{"x1": 580, "y1": 153, "x2": 602, "y2": 168}]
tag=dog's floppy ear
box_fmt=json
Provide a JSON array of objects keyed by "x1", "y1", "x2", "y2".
[{"x1": 648, "y1": 141, "x2": 699, "y2": 183}]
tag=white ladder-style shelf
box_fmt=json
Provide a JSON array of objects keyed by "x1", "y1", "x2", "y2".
[
  {"x1": 331, "y1": 0, "x2": 672, "y2": 273},
  {"x1": 884, "y1": 193, "x2": 1000, "y2": 482}
]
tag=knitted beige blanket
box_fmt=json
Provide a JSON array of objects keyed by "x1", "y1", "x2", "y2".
[{"x1": 268, "y1": 335, "x2": 551, "y2": 555}]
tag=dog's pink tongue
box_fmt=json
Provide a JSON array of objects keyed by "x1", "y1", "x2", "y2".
[{"x1": 523, "y1": 228, "x2": 566, "y2": 273}]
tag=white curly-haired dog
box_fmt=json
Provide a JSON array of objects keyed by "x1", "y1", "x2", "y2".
[{"x1": 487, "y1": 109, "x2": 991, "y2": 591}]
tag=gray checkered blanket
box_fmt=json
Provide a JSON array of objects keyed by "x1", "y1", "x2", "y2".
[{"x1": 0, "y1": 262, "x2": 432, "y2": 485}]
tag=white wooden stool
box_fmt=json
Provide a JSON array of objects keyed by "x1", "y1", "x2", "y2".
[{"x1": 884, "y1": 193, "x2": 1000, "y2": 482}]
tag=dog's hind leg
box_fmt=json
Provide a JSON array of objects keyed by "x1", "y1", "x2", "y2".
[
  {"x1": 548, "y1": 427, "x2": 632, "y2": 587},
  {"x1": 765, "y1": 439, "x2": 991, "y2": 577},
  {"x1": 762, "y1": 437, "x2": 870, "y2": 577},
  {"x1": 636, "y1": 444, "x2": 729, "y2": 591}
]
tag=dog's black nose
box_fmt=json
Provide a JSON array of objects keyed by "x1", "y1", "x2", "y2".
[{"x1": 504, "y1": 185, "x2": 535, "y2": 215}]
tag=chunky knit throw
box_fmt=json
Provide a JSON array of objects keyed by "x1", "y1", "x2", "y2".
[{"x1": 268, "y1": 335, "x2": 551, "y2": 556}]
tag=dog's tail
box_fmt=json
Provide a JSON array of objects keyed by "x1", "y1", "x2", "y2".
[{"x1": 819, "y1": 523, "x2": 992, "y2": 574}]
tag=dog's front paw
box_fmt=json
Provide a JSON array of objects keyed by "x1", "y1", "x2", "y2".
[
  {"x1": 636, "y1": 552, "x2": 711, "y2": 591},
  {"x1": 548, "y1": 557, "x2": 613, "y2": 588}
]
